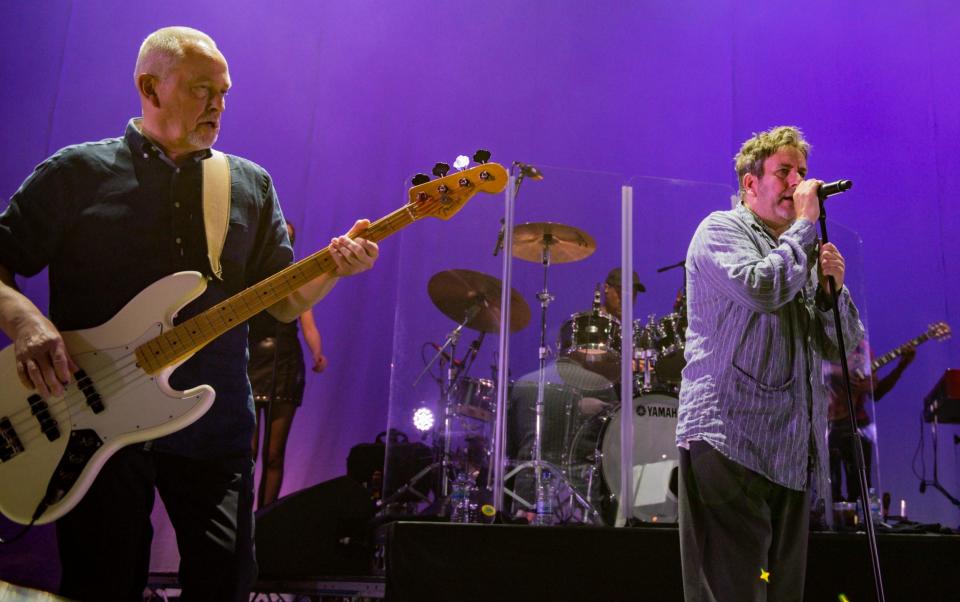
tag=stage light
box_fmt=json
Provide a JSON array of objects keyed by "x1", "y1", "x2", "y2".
[{"x1": 412, "y1": 407, "x2": 435, "y2": 432}]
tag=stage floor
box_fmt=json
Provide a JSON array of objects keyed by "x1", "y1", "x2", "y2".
[{"x1": 383, "y1": 521, "x2": 960, "y2": 601}]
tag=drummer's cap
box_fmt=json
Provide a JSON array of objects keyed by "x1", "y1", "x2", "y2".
[{"x1": 605, "y1": 268, "x2": 645, "y2": 295}]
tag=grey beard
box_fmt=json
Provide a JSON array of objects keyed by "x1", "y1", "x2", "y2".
[{"x1": 187, "y1": 128, "x2": 218, "y2": 149}]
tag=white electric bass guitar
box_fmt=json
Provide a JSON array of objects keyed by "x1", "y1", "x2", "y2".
[{"x1": 0, "y1": 160, "x2": 507, "y2": 525}]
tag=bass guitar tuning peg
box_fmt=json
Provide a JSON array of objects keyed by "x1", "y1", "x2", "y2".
[
  {"x1": 432, "y1": 163, "x2": 450, "y2": 178},
  {"x1": 411, "y1": 173, "x2": 431, "y2": 186},
  {"x1": 473, "y1": 149, "x2": 491, "y2": 164}
]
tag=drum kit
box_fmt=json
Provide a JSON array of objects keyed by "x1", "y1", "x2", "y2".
[{"x1": 400, "y1": 221, "x2": 689, "y2": 526}]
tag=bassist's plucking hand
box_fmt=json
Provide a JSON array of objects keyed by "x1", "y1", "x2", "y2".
[{"x1": 0, "y1": 265, "x2": 77, "y2": 397}]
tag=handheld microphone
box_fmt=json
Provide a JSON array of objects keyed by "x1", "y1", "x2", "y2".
[{"x1": 817, "y1": 179, "x2": 853, "y2": 200}]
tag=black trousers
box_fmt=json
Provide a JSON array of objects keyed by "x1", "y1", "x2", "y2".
[
  {"x1": 828, "y1": 426, "x2": 873, "y2": 502},
  {"x1": 57, "y1": 445, "x2": 256, "y2": 602},
  {"x1": 678, "y1": 441, "x2": 809, "y2": 602}
]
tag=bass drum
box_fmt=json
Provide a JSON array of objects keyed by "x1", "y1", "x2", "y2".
[{"x1": 568, "y1": 392, "x2": 679, "y2": 523}]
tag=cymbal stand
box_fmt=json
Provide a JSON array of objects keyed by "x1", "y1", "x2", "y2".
[
  {"x1": 636, "y1": 315, "x2": 659, "y2": 393},
  {"x1": 502, "y1": 240, "x2": 600, "y2": 524},
  {"x1": 530, "y1": 238, "x2": 554, "y2": 524},
  {"x1": 405, "y1": 306, "x2": 479, "y2": 506}
]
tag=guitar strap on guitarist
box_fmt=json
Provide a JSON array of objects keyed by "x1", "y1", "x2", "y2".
[{"x1": 202, "y1": 149, "x2": 231, "y2": 281}]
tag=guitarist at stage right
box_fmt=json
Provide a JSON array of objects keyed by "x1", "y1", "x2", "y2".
[{"x1": 826, "y1": 338, "x2": 916, "y2": 506}]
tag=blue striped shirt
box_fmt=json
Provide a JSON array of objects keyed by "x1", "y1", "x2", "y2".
[{"x1": 677, "y1": 202, "x2": 864, "y2": 495}]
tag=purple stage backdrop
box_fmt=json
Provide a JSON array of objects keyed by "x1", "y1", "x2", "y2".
[{"x1": 1, "y1": 0, "x2": 958, "y2": 588}]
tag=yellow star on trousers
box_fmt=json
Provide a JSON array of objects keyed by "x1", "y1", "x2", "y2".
[{"x1": 760, "y1": 568, "x2": 771, "y2": 583}]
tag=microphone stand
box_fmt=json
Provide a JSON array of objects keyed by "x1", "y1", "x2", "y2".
[
  {"x1": 412, "y1": 305, "x2": 479, "y2": 388},
  {"x1": 655, "y1": 259, "x2": 685, "y2": 273},
  {"x1": 818, "y1": 198, "x2": 885, "y2": 602}
]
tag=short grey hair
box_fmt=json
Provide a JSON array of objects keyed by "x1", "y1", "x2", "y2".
[{"x1": 134, "y1": 26, "x2": 218, "y2": 81}]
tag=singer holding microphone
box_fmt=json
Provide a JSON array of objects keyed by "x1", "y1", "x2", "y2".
[{"x1": 676, "y1": 126, "x2": 864, "y2": 601}]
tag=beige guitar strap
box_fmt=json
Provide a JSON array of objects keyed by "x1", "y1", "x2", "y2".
[{"x1": 202, "y1": 150, "x2": 231, "y2": 280}]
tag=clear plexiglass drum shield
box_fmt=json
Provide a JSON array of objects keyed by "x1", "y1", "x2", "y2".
[
  {"x1": 381, "y1": 157, "x2": 511, "y2": 521},
  {"x1": 382, "y1": 163, "x2": 869, "y2": 529},
  {"x1": 496, "y1": 166, "x2": 628, "y2": 526}
]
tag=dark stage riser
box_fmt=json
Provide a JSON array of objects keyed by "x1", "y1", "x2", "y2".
[{"x1": 384, "y1": 522, "x2": 959, "y2": 601}]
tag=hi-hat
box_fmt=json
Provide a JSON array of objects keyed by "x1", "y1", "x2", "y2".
[
  {"x1": 512, "y1": 222, "x2": 596, "y2": 264},
  {"x1": 428, "y1": 269, "x2": 531, "y2": 333}
]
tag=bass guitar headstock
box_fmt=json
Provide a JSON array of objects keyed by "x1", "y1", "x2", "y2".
[
  {"x1": 407, "y1": 149, "x2": 507, "y2": 221},
  {"x1": 928, "y1": 321, "x2": 952, "y2": 342}
]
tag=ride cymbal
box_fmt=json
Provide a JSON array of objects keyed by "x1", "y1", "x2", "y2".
[{"x1": 512, "y1": 222, "x2": 596, "y2": 264}]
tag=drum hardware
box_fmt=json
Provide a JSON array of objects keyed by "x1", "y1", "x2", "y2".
[
  {"x1": 633, "y1": 314, "x2": 660, "y2": 393},
  {"x1": 504, "y1": 381, "x2": 603, "y2": 524},
  {"x1": 413, "y1": 302, "x2": 480, "y2": 388},
  {"x1": 502, "y1": 461, "x2": 601, "y2": 525},
  {"x1": 423, "y1": 268, "x2": 530, "y2": 503},
  {"x1": 395, "y1": 270, "x2": 530, "y2": 517},
  {"x1": 391, "y1": 325, "x2": 477, "y2": 510},
  {"x1": 506, "y1": 258, "x2": 688, "y2": 524},
  {"x1": 503, "y1": 221, "x2": 603, "y2": 525}
]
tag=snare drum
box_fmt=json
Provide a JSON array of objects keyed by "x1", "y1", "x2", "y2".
[
  {"x1": 567, "y1": 392, "x2": 679, "y2": 523},
  {"x1": 558, "y1": 311, "x2": 621, "y2": 379},
  {"x1": 654, "y1": 312, "x2": 687, "y2": 383}
]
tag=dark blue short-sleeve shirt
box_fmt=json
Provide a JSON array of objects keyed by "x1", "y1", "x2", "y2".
[{"x1": 0, "y1": 119, "x2": 293, "y2": 457}]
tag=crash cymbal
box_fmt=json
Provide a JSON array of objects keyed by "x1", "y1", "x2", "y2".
[
  {"x1": 428, "y1": 269, "x2": 531, "y2": 333},
  {"x1": 512, "y1": 222, "x2": 596, "y2": 264}
]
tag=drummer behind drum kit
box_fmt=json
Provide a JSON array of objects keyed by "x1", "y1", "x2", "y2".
[{"x1": 400, "y1": 220, "x2": 690, "y2": 526}]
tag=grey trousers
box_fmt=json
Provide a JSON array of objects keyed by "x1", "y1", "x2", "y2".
[{"x1": 678, "y1": 441, "x2": 810, "y2": 602}]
